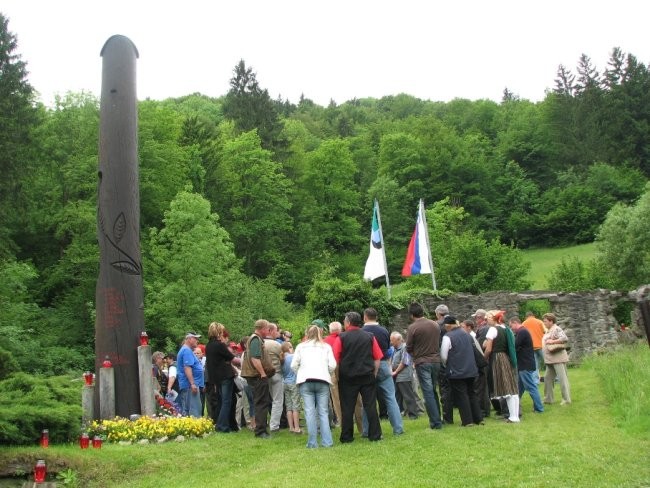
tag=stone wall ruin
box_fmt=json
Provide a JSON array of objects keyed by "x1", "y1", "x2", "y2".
[{"x1": 390, "y1": 287, "x2": 649, "y2": 363}]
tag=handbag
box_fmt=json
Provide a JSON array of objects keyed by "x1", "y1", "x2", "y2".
[{"x1": 547, "y1": 342, "x2": 567, "y2": 352}]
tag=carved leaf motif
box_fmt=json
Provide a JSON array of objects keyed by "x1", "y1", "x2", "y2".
[
  {"x1": 113, "y1": 213, "x2": 126, "y2": 243},
  {"x1": 111, "y1": 261, "x2": 141, "y2": 275}
]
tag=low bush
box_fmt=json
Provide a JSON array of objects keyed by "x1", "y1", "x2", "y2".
[
  {"x1": 306, "y1": 268, "x2": 448, "y2": 327},
  {"x1": 0, "y1": 373, "x2": 82, "y2": 445}
]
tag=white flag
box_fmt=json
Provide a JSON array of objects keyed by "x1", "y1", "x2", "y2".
[{"x1": 364, "y1": 201, "x2": 386, "y2": 280}]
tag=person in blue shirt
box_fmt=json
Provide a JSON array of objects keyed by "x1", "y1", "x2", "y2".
[{"x1": 177, "y1": 332, "x2": 204, "y2": 417}]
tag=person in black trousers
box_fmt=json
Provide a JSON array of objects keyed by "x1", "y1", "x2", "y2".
[{"x1": 331, "y1": 311, "x2": 383, "y2": 443}]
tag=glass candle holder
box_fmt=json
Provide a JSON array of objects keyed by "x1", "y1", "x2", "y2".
[
  {"x1": 83, "y1": 371, "x2": 94, "y2": 386},
  {"x1": 92, "y1": 435, "x2": 103, "y2": 448},
  {"x1": 79, "y1": 433, "x2": 90, "y2": 449},
  {"x1": 102, "y1": 356, "x2": 112, "y2": 368},
  {"x1": 40, "y1": 429, "x2": 49, "y2": 448},
  {"x1": 34, "y1": 459, "x2": 46, "y2": 483},
  {"x1": 139, "y1": 331, "x2": 149, "y2": 346}
]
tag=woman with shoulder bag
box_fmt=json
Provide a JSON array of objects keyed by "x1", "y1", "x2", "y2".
[{"x1": 542, "y1": 313, "x2": 571, "y2": 405}]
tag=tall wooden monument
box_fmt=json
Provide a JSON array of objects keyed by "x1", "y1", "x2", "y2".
[{"x1": 95, "y1": 35, "x2": 142, "y2": 417}]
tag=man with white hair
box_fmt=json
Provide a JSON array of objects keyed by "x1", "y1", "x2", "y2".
[{"x1": 390, "y1": 331, "x2": 421, "y2": 419}]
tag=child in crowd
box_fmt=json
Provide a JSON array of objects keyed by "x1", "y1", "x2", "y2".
[{"x1": 281, "y1": 341, "x2": 302, "y2": 434}]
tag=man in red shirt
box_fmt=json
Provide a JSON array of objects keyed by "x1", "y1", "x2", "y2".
[{"x1": 331, "y1": 311, "x2": 383, "y2": 443}]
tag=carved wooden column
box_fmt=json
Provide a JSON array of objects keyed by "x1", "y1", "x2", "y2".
[{"x1": 95, "y1": 35, "x2": 142, "y2": 417}]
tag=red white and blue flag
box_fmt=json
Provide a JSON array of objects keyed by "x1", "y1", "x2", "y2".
[{"x1": 401, "y1": 200, "x2": 433, "y2": 277}]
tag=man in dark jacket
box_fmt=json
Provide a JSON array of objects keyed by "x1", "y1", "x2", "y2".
[{"x1": 332, "y1": 311, "x2": 383, "y2": 443}]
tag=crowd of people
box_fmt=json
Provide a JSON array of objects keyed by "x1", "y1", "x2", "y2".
[{"x1": 150, "y1": 303, "x2": 572, "y2": 448}]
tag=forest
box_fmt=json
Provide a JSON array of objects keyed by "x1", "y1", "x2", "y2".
[{"x1": 1, "y1": 13, "x2": 650, "y2": 376}]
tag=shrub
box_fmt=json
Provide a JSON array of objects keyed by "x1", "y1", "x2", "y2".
[
  {"x1": 546, "y1": 256, "x2": 607, "y2": 291},
  {"x1": 0, "y1": 346, "x2": 19, "y2": 380},
  {"x1": 518, "y1": 299, "x2": 550, "y2": 320},
  {"x1": 306, "y1": 271, "x2": 378, "y2": 324},
  {"x1": 306, "y1": 268, "x2": 448, "y2": 327},
  {"x1": 0, "y1": 373, "x2": 82, "y2": 445}
]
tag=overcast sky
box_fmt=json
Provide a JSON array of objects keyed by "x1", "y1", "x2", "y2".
[{"x1": 3, "y1": 0, "x2": 649, "y2": 107}]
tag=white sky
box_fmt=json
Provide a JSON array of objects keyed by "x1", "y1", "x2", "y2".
[{"x1": 3, "y1": 0, "x2": 649, "y2": 107}]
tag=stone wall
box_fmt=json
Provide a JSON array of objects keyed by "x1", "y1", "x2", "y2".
[{"x1": 390, "y1": 288, "x2": 648, "y2": 364}]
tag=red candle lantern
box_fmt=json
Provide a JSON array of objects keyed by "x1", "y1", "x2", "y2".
[
  {"x1": 139, "y1": 331, "x2": 149, "y2": 346},
  {"x1": 79, "y1": 433, "x2": 90, "y2": 449},
  {"x1": 92, "y1": 435, "x2": 103, "y2": 448},
  {"x1": 40, "y1": 429, "x2": 49, "y2": 448},
  {"x1": 83, "y1": 371, "x2": 94, "y2": 386},
  {"x1": 34, "y1": 459, "x2": 46, "y2": 483},
  {"x1": 102, "y1": 356, "x2": 112, "y2": 368}
]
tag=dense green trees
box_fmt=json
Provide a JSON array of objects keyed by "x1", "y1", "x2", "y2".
[
  {"x1": 144, "y1": 188, "x2": 291, "y2": 347},
  {"x1": 2, "y1": 10, "x2": 650, "y2": 378},
  {"x1": 222, "y1": 59, "x2": 286, "y2": 154},
  {"x1": 426, "y1": 199, "x2": 531, "y2": 293},
  {"x1": 0, "y1": 13, "x2": 39, "y2": 257},
  {"x1": 211, "y1": 131, "x2": 293, "y2": 279},
  {"x1": 547, "y1": 184, "x2": 650, "y2": 292}
]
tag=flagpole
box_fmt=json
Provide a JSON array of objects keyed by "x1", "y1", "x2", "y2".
[
  {"x1": 419, "y1": 199, "x2": 437, "y2": 292},
  {"x1": 374, "y1": 199, "x2": 391, "y2": 299}
]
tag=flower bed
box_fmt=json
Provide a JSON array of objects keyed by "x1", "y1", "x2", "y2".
[{"x1": 87, "y1": 415, "x2": 214, "y2": 443}]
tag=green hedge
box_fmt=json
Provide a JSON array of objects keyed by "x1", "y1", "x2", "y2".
[
  {"x1": 306, "y1": 270, "x2": 447, "y2": 327},
  {"x1": 0, "y1": 373, "x2": 82, "y2": 445}
]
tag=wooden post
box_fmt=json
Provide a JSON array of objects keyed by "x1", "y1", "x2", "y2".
[
  {"x1": 95, "y1": 35, "x2": 142, "y2": 418},
  {"x1": 81, "y1": 384, "x2": 94, "y2": 427},
  {"x1": 99, "y1": 363, "x2": 116, "y2": 420},
  {"x1": 138, "y1": 345, "x2": 156, "y2": 416}
]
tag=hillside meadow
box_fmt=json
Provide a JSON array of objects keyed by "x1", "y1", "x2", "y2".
[
  {"x1": 523, "y1": 242, "x2": 597, "y2": 290},
  {"x1": 0, "y1": 343, "x2": 648, "y2": 487}
]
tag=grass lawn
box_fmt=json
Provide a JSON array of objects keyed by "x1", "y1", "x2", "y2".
[
  {"x1": 522, "y1": 242, "x2": 597, "y2": 290},
  {"x1": 2, "y1": 345, "x2": 649, "y2": 487}
]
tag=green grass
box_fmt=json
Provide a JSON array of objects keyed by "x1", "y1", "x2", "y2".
[
  {"x1": 522, "y1": 242, "x2": 597, "y2": 290},
  {"x1": 2, "y1": 343, "x2": 650, "y2": 487},
  {"x1": 583, "y1": 342, "x2": 650, "y2": 435}
]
